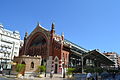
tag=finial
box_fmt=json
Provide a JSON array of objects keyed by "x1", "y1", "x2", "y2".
[
  {"x1": 37, "y1": 22, "x2": 41, "y2": 27},
  {"x1": 24, "y1": 32, "x2": 28, "y2": 39},
  {"x1": 62, "y1": 32, "x2": 64, "y2": 36},
  {"x1": 52, "y1": 23, "x2": 55, "y2": 30},
  {"x1": 61, "y1": 32, "x2": 64, "y2": 40}
]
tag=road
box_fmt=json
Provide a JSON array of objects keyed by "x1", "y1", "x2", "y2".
[{"x1": 0, "y1": 77, "x2": 15, "y2": 80}]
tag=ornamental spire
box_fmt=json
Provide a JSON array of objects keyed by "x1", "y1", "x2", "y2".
[
  {"x1": 24, "y1": 32, "x2": 28, "y2": 41},
  {"x1": 51, "y1": 22, "x2": 55, "y2": 35},
  {"x1": 52, "y1": 22, "x2": 55, "y2": 30},
  {"x1": 37, "y1": 22, "x2": 42, "y2": 27},
  {"x1": 61, "y1": 32, "x2": 64, "y2": 40}
]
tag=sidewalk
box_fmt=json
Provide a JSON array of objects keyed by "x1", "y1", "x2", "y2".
[
  {"x1": 23, "y1": 74, "x2": 68, "y2": 80},
  {"x1": 0, "y1": 73, "x2": 73, "y2": 80}
]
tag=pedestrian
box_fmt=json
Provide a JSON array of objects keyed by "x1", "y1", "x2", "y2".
[
  {"x1": 50, "y1": 70, "x2": 54, "y2": 78},
  {"x1": 113, "y1": 72, "x2": 116, "y2": 80},
  {"x1": 0, "y1": 66, "x2": 3, "y2": 74},
  {"x1": 86, "y1": 72, "x2": 92, "y2": 80}
]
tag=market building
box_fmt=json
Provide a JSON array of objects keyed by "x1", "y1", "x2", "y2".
[{"x1": 13, "y1": 23, "x2": 114, "y2": 76}]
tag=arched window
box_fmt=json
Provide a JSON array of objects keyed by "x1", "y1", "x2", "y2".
[
  {"x1": 31, "y1": 62, "x2": 34, "y2": 68},
  {"x1": 21, "y1": 61, "x2": 26, "y2": 64}
]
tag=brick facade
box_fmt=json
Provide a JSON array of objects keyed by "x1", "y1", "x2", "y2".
[{"x1": 17, "y1": 23, "x2": 69, "y2": 74}]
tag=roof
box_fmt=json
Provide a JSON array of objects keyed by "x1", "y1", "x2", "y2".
[
  {"x1": 84, "y1": 50, "x2": 115, "y2": 65},
  {"x1": 64, "y1": 39, "x2": 88, "y2": 53}
]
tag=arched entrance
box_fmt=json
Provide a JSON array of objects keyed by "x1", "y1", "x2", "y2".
[
  {"x1": 26, "y1": 33, "x2": 48, "y2": 58},
  {"x1": 54, "y1": 57, "x2": 59, "y2": 73},
  {"x1": 21, "y1": 61, "x2": 26, "y2": 65},
  {"x1": 55, "y1": 64, "x2": 58, "y2": 73}
]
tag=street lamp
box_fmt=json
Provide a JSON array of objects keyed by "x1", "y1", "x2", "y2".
[
  {"x1": 94, "y1": 58, "x2": 98, "y2": 80},
  {"x1": 81, "y1": 56, "x2": 84, "y2": 73},
  {"x1": 62, "y1": 57, "x2": 65, "y2": 78},
  {"x1": 44, "y1": 59, "x2": 47, "y2": 77},
  {"x1": 63, "y1": 63, "x2": 65, "y2": 78}
]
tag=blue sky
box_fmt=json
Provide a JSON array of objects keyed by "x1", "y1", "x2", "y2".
[{"x1": 0, "y1": 0, "x2": 120, "y2": 54}]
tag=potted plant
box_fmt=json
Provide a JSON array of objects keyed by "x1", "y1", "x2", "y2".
[
  {"x1": 36, "y1": 65, "x2": 46, "y2": 78},
  {"x1": 66, "y1": 68, "x2": 75, "y2": 78},
  {"x1": 16, "y1": 64, "x2": 25, "y2": 78}
]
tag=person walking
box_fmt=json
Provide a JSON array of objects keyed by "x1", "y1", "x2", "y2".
[
  {"x1": 50, "y1": 70, "x2": 54, "y2": 78},
  {"x1": 86, "y1": 72, "x2": 92, "y2": 80},
  {"x1": 113, "y1": 72, "x2": 116, "y2": 80},
  {"x1": 0, "y1": 66, "x2": 3, "y2": 74}
]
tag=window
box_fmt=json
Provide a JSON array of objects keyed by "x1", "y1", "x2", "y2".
[
  {"x1": 31, "y1": 62, "x2": 34, "y2": 68},
  {"x1": 15, "y1": 47, "x2": 18, "y2": 50},
  {"x1": 14, "y1": 52, "x2": 17, "y2": 54},
  {"x1": 63, "y1": 53, "x2": 64, "y2": 57}
]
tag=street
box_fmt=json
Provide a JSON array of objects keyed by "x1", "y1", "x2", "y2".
[{"x1": 0, "y1": 77, "x2": 15, "y2": 80}]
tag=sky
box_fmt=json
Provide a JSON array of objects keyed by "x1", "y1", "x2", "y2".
[{"x1": 0, "y1": 0, "x2": 120, "y2": 54}]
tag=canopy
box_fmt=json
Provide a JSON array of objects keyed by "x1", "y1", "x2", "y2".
[{"x1": 84, "y1": 50, "x2": 115, "y2": 65}]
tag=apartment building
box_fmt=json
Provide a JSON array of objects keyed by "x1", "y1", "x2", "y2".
[
  {"x1": 0, "y1": 24, "x2": 20, "y2": 69},
  {"x1": 103, "y1": 52, "x2": 119, "y2": 68}
]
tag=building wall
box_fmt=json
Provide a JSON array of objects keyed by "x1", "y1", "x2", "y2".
[
  {"x1": 20, "y1": 24, "x2": 69, "y2": 73},
  {"x1": 117, "y1": 56, "x2": 120, "y2": 68},
  {"x1": 13, "y1": 56, "x2": 41, "y2": 72},
  {"x1": 0, "y1": 24, "x2": 20, "y2": 69}
]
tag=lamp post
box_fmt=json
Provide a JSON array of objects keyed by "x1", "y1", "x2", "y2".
[
  {"x1": 63, "y1": 63, "x2": 65, "y2": 78},
  {"x1": 44, "y1": 59, "x2": 47, "y2": 77},
  {"x1": 94, "y1": 58, "x2": 98, "y2": 80},
  {"x1": 45, "y1": 62, "x2": 47, "y2": 77},
  {"x1": 81, "y1": 56, "x2": 84, "y2": 74},
  {"x1": 62, "y1": 57, "x2": 65, "y2": 78}
]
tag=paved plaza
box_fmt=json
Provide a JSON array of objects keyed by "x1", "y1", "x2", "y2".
[
  {"x1": 1, "y1": 73, "x2": 120, "y2": 80},
  {"x1": 0, "y1": 74, "x2": 70, "y2": 80}
]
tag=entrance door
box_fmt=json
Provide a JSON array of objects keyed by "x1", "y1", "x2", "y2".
[{"x1": 54, "y1": 64, "x2": 58, "y2": 73}]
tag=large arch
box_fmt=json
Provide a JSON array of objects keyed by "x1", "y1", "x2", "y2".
[{"x1": 25, "y1": 32, "x2": 49, "y2": 58}]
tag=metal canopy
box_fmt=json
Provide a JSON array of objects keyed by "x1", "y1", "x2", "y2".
[
  {"x1": 84, "y1": 50, "x2": 115, "y2": 65},
  {"x1": 70, "y1": 49, "x2": 82, "y2": 56},
  {"x1": 64, "y1": 39, "x2": 88, "y2": 53}
]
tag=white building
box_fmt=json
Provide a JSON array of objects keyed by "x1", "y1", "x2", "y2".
[
  {"x1": 103, "y1": 52, "x2": 119, "y2": 68},
  {"x1": 0, "y1": 24, "x2": 20, "y2": 69}
]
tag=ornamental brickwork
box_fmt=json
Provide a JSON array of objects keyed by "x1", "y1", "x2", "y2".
[{"x1": 18, "y1": 23, "x2": 69, "y2": 74}]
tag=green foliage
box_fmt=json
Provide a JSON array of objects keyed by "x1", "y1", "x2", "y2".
[
  {"x1": 74, "y1": 68, "x2": 82, "y2": 73},
  {"x1": 107, "y1": 69, "x2": 119, "y2": 73},
  {"x1": 84, "y1": 67, "x2": 94, "y2": 73},
  {"x1": 66, "y1": 68, "x2": 75, "y2": 75},
  {"x1": 84, "y1": 67, "x2": 104, "y2": 73},
  {"x1": 94, "y1": 67, "x2": 103, "y2": 73},
  {"x1": 16, "y1": 64, "x2": 25, "y2": 72},
  {"x1": 37, "y1": 66, "x2": 46, "y2": 73}
]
